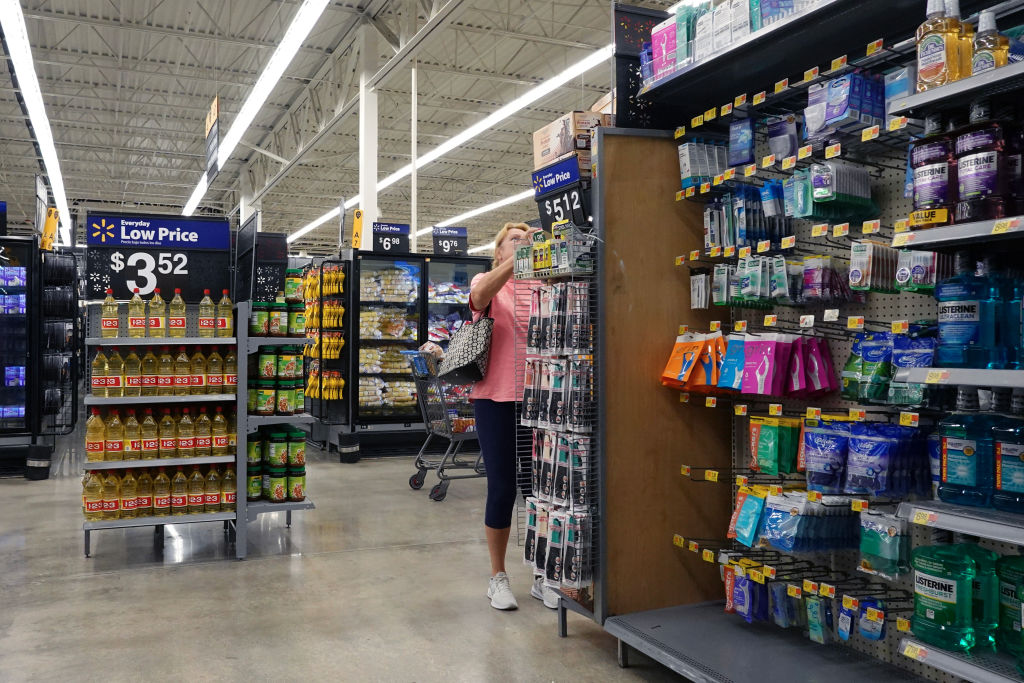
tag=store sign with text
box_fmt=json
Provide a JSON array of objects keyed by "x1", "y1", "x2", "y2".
[
  {"x1": 532, "y1": 156, "x2": 581, "y2": 198},
  {"x1": 431, "y1": 226, "x2": 467, "y2": 255},
  {"x1": 372, "y1": 222, "x2": 410, "y2": 253}
]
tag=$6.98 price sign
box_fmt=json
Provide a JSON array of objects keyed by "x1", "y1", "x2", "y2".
[{"x1": 111, "y1": 251, "x2": 188, "y2": 296}]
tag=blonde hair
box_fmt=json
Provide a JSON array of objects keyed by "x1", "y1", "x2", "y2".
[{"x1": 493, "y1": 222, "x2": 531, "y2": 266}]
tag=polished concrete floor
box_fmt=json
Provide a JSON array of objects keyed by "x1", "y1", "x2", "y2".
[{"x1": 0, "y1": 446, "x2": 675, "y2": 681}]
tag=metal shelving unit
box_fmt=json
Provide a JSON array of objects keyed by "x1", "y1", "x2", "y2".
[
  {"x1": 893, "y1": 367, "x2": 1024, "y2": 389},
  {"x1": 246, "y1": 413, "x2": 315, "y2": 428},
  {"x1": 86, "y1": 336, "x2": 237, "y2": 346},
  {"x1": 83, "y1": 455, "x2": 235, "y2": 471},
  {"x1": 245, "y1": 335, "x2": 313, "y2": 354},
  {"x1": 898, "y1": 500, "x2": 1024, "y2": 546},
  {"x1": 84, "y1": 511, "x2": 235, "y2": 531},
  {"x1": 84, "y1": 393, "x2": 236, "y2": 405},
  {"x1": 892, "y1": 216, "x2": 1024, "y2": 250},
  {"x1": 897, "y1": 638, "x2": 1021, "y2": 683},
  {"x1": 890, "y1": 59, "x2": 1024, "y2": 117}
]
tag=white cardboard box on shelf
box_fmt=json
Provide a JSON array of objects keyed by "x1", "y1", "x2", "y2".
[{"x1": 533, "y1": 111, "x2": 604, "y2": 170}]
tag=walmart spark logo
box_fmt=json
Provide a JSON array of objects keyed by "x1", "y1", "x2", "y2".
[{"x1": 91, "y1": 218, "x2": 115, "y2": 243}]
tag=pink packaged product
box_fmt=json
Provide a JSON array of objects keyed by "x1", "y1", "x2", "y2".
[
  {"x1": 787, "y1": 337, "x2": 807, "y2": 395},
  {"x1": 770, "y1": 334, "x2": 795, "y2": 396},
  {"x1": 651, "y1": 17, "x2": 677, "y2": 81},
  {"x1": 741, "y1": 334, "x2": 777, "y2": 395}
]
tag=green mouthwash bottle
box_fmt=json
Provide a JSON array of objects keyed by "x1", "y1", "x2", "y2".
[
  {"x1": 960, "y1": 543, "x2": 1000, "y2": 650},
  {"x1": 993, "y1": 416, "x2": 1024, "y2": 513},
  {"x1": 997, "y1": 556, "x2": 1024, "y2": 655},
  {"x1": 939, "y1": 387, "x2": 995, "y2": 507},
  {"x1": 912, "y1": 545, "x2": 976, "y2": 652}
]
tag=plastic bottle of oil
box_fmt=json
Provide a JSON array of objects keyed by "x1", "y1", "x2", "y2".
[
  {"x1": 168, "y1": 288, "x2": 187, "y2": 338},
  {"x1": 198, "y1": 289, "x2": 216, "y2": 338},
  {"x1": 157, "y1": 346, "x2": 174, "y2": 396},
  {"x1": 120, "y1": 469, "x2": 137, "y2": 519},
  {"x1": 123, "y1": 408, "x2": 141, "y2": 460},
  {"x1": 140, "y1": 408, "x2": 159, "y2": 459},
  {"x1": 91, "y1": 347, "x2": 108, "y2": 398},
  {"x1": 128, "y1": 287, "x2": 146, "y2": 338},
  {"x1": 159, "y1": 408, "x2": 178, "y2": 458},
  {"x1": 206, "y1": 348, "x2": 224, "y2": 395},
  {"x1": 216, "y1": 290, "x2": 233, "y2": 338},
  {"x1": 102, "y1": 471, "x2": 121, "y2": 520},
  {"x1": 171, "y1": 466, "x2": 189, "y2": 515},
  {"x1": 223, "y1": 348, "x2": 238, "y2": 393},
  {"x1": 189, "y1": 346, "x2": 207, "y2": 395},
  {"x1": 204, "y1": 466, "x2": 221, "y2": 512},
  {"x1": 177, "y1": 408, "x2": 195, "y2": 459},
  {"x1": 123, "y1": 347, "x2": 142, "y2": 397},
  {"x1": 147, "y1": 287, "x2": 166, "y2": 337},
  {"x1": 174, "y1": 345, "x2": 191, "y2": 396},
  {"x1": 83, "y1": 471, "x2": 103, "y2": 520},
  {"x1": 918, "y1": 0, "x2": 963, "y2": 91},
  {"x1": 85, "y1": 408, "x2": 105, "y2": 462},
  {"x1": 101, "y1": 288, "x2": 119, "y2": 338},
  {"x1": 153, "y1": 467, "x2": 171, "y2": 517},
  {"x1": 227, "y1": 412, "x2": 237, "y2": 454},
  {"x1": 104, "y1": 409, "x2": 124, "y2": 462},
  {"x1": 194, "y1": 406, "x2": 212, "y2": 458},
  {"x1": 141, "y1": 348, "x2": 158, "y2": 396},
  {"x1": 135, "y1": 469, "x2": 153, "y2": 517},
  {"x1": 187, "y1": 465, "x2": 206, "y2": 514},
  {"x1": 212, "y1": 406, "x2": 229, "y2": 456},
  {"x1": 221, "y1": 465, "x2": 237, "y2": 511},
  {"x1": 106, "y1": 348, "x2": 125, "y2": 398}
]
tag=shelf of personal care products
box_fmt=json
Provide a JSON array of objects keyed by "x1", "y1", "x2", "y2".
[
  {"x1": 892, "y1": 216, "x2": 1024, "y2": 250},
  {"x1": 891, "y1": 59, "x2": 1024, "y2": 117},
  {"x1": 84, "y1": 455, "x2": 236, "y2": 471},
  {"x1": 245, "y1": 499, "x2": 316, "y2": 520},
  {"x1": 893, "y1": 367, "x2": 1024, "y2": 390},
  {"x1": 245, "y1": 336, "x2": 314, "y2": 354},
  {"x1": 84, "y1": 394, "x2": 237, "y2": 406},
  {"x1": 898, "y1": 500, "x2": 1024, "y2": 547},
  {"x1": 86, "y1": 337, "x2": 237, "y2": 346},
  {"x1": 83, "y1": 510, "x2": 236, "y2": 531},
  {"x1": 898, "y1": 637, "x2": 1020, "y2": 683},
  {"x1": 245, "y1": 413, "x2": 315, "y2": 428}
]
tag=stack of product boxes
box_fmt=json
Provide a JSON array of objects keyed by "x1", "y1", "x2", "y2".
[{"x1": 532, "y1": 110, "x2": 612, "y2": 180}]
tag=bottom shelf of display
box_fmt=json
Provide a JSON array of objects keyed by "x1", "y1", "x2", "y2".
[
  {"x1": 83, "y1": 511, "x2": 236, "y2": 531},
  {"x1": 604, "y1": 603, "x2": 921, "y2": 683},
  {"x1": 898, "y1": 637, "x2": 1022, "y2": 683},
  {"x1": 551, "y1": 587, "x2": 595, "y2": 620},
  {"x1": 246, "y1": 499, "x2": 315, "y2": 519}
]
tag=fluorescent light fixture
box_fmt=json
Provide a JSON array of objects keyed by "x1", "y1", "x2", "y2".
[
  {"x1": 468, "y1": 242, "x2": 495, "y2": 254},
  {"x1": 182, "y1": 0, "x2": 331, "y2": 215},
  {"x1": 1, "y1": 1, "x2": 72, "y2": 242},
  {"x1": 286, "y1": 194, "x2": 362, "y2": 243},
  {"x1": 435, "y1": 189, "x2": 534, "y2": 227}
]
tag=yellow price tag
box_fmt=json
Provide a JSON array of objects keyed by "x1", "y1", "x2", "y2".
[
  {"x1": 862, "y1": 219, "x2": 880, "y2": 234},
  {"x1": 673, "y1": 534, "x2": 686, "y2": 548},
  {"x1": 702, "y1": 548, "x2": 715, "y2": 563},
  {"x1": 678, "y1": 325, "x2": 689, "y2": 335},
  {"x1": 825, "y1": 143, "x2": 841, "y2": 159},
  {"x1": 781, "y1": 235, "x2": 796, "y2": 249},
  {"x1": 910, "y1": 208, "x2": 948, "y2": 226},
  {"x1": 734, "y1": 94, "x2": 748, "y2": 108},
  {"x1": 849, "y1": 408, "x2": 866, "y2": 421},
  {"x1": 993, "y1": 218, "x2": 1021, "y2": 234},
  {"x1": 833, "y1": 223, "x2": 850, "y2": 237},
  {"x1": 744, "y1": 163, "x2": 757, "y2": 177},
  {"x1": 897, "y1": 618, "x2": 911, "y2": 633},
  {"x1": 764, "y1": 566, "x2": 777, "y2": 579},
  {"x1": 867, "y1": 38, "x2": 884, "y2": 56},
  {"x1": 688, "y1": 540, "x2": 699, "y2": 552},
  {"x1": 847, "y1": 316, "x2": 865, "y2": 330},
  {"x1": 753, "y1": 91, "x2": 766, "y2": 106},
  {"x1": 830, "y1": 55, "x2": 848, "y2": 72},
  {"x1": 903, "y1": 643, "x2": 925, "y2": 661},
  {"x1": 674, "y1": 126, "x2": 687, "y2": 139},
  {"x1": 724, "y1": 246, "x2": 736, "y2": 257},
  {"x1": 894, "y1": 219, "x2": 910, "y2": 233},
  {"x1": 803, "y1": 67, "x2": 819, "y2": 82},
  {"x1": 892, "y1": 232, "x2": 913, "y2": 247},
  {"x1": 900, "y1": 411, "x2": 920, "y2": 428},
  {"x1": 691, "y1": 114, "x2": 704, "y2": 128},
  {"x1": 819, "y1": 583, "x2": 836, "y2": 598},
  {"x1": 710, "y1": 320, "x2": 721, "y2": 331},
  {"x1": 866, "y1": 607, "x2": 884, "y2": 623},
  {"x1": 734, "y1": 404, "x2": 748, "y2": 416},
  {"x1": 806, "y1": 407, "x2": 822, "y2": 419},
  {"x1": 705, "y1": 397, "x2": 717, "y2": 408},
  {"x1": 799, "y1": 314, "x2": 814, "y2": 328},
  {"x1": 702, "y1": 108, "x2": 716, "y2": 123},
  {"x1": 892, "y1": 320, "x2": 909, "y2": 334},
  {"x1": 685, "y1": 186, "x2": 696, "y2": 198},
  {"x1": 709, "y1": 246, "x2": 721, "y2": 257},
  {"x1": 705, "y1": 470, "x2": 719, "y2": 482},
  {"x1": 912, "y1": 509, "x2": 936, "y2": 525},
  {"x1": 788, "y1": 584, "x2": 803, "y2": 598},
  {"x1": 762, "y1": 154, "x2": 776, "y2": 168},
  {"x1": 734, "y1": 320, "x2": 748, "y2": 332},
  {"x1": 774, "y1": 78, "x2": 789, "y2": 94},
  {"x1": 811, "y1": 223, "x2": 828, "y2": 237},
  {"x1": 749, "y1": 569, "x2": 765, "y2": 584},
  {"x1": 736, "y1": 475, "x2": 749, "y2": 486},
  {"x1": 861, "y1": 125, "x2": 880, "y2": 142},
  {"x1": 843, "y1": 595, "x2": 860, "y2": 610},
  {"x1": 807, "y1": 491, "x2": 822, "y2": 502},
  {"x1": 734, "y1": 565, "x2": 746, "y2": 577},
  {"x1": 681, "y1": 465, "x2": 691, "y2": 476},
  {"x1": 764, "y1": 314, "x2": 778, "y2": 327},
  {"x1": 769, "y1": 485, "x2": 783, "y2": 495},
  {"x1": 739, "y1": 246, "x2": 752, "y2": 258},
  {"x1": 757, "y1": 240, "x2": 770, "y2": 253},
  {"x1": 803, "y1": 580, "x2": 818, "y2": 594},
  {"x1": 713, "y1": 174, "x2": 724, "y2": 186},
  {"x1": 852, "y1": 499, "x2": 869, "y2": 512},
  {"x1": 721, "y1": 103, "x2": 733, "y2": 117},
  {"x1": 781, "y1": 156, "x2": 796, "y2": 170},
  {"x1": 675, "y1": 191, "x2": 684, "y2": 202},
  {"x1": 680, "y1": 393, "x2": 690, "y2": 403},
  {"x1": 925, "y1": 370, "x2": 950, "y2": 384},
  {"x1": 798, "y1": 144, "x2": 813, "y2": 160},
  {"x1": 889, "y1": 116, "x2": 908, "y2": 131},
  {"x1": 769, "y1": 404, "x2": 783, "y2": 416},
  {"x1": 724, "y1": 168, "x2": 736, "y2": 180},
  {"x1": 675, "y1": 256, "x2": 685, "y2": 266},
  {"x1": 689, "y1": 249, "x2": 701, "y2": 261},
  {"x1": 700, "y1": 182, "x2": 712, "y2": 194}
]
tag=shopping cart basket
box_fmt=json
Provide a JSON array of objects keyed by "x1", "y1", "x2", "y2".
[{"x1": 402, "y1": 350, "x2": 484, "y2": 501}]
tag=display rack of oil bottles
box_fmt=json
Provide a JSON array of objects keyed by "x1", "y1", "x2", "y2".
[{"x1": 300, "y1": 259, "x2": 349, "y2": 426}]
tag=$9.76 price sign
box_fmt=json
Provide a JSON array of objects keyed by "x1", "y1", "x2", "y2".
[
  {"x1": 86, "y1": 213, "x2": 230, "y2": 300},
  {"x1": 432, "y1": 226, "x2": 468, "y2": 255}
]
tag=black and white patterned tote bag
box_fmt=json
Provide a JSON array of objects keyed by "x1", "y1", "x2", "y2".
[{"x1": 438, "y1": 306, "x2": 493, "y2": 385}]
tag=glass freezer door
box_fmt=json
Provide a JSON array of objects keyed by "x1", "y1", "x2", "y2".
[
  {"x1": 0, "y1": 240, "x2": 31, "y2": 432},
  {"x1": 426, "y1": 259, "x2": 487, "y2": 350}
]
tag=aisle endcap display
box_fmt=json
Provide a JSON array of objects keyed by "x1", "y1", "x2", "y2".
[{"x1": 83, "y1": 510, "x2": 236, "y2": 532}]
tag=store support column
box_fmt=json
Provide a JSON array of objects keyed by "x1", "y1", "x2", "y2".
[{"x1": 358, "y1": 22, "x2": 379, "y2": 233}]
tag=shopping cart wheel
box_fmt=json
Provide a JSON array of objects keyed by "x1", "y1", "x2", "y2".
[
  {"x1": 409, "y1": 470, "x2": 426, "y2": 490},
  {"x1": 429, "y1": 482, "x2": 448, "y2": 502}
]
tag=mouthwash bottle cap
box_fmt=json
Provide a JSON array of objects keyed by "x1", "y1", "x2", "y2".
[
  {"x1": 944, "y1": 0, "x2": 961, "y2": 19},
  {"x1": 927, "y1": 0, "x2": 945, "y2": 16},
  {"x1": 956, "y1": 386, "x2": 981, "y2": 411},
  {"x1": 978, "y1": 9, "x2": 997, "y2": 33},
  {"x1": 969, "y1": 98, "x2": 992, "y2": 124},
  {"x1": 954, "y1": 250, "x2": 973, "y2": 273},
  {"x1": 924, "y1": 113, "x2": 944, "y2": 137}
]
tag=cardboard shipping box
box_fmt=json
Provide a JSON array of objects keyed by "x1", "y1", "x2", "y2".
[{"x1": 533, "y1": 111, "x2": 604, "y2": 170}]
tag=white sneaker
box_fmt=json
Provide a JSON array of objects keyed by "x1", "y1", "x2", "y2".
[
  {"x1": 531, "y1": 577, "x2": 559, "y2": 609},
  {"x1": 487, "y1": 572, "x2": 518, "y2": 610}
]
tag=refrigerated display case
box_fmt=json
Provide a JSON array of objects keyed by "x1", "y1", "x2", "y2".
[{"x1": 0, "y1": 237, "x2": 34, "y2": 434}]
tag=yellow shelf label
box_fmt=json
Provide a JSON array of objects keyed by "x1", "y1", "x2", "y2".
[
  {"x1": 803, "y1": 67, "x2": 819, "y2": 82},
  {"x1": 674, "y1": 126, "x2": 687, "y2": 139},
  {"x1": 674, "y1": 255, "x2": 684, "y2": 266},
  {"x1": 734, "y1": 565, "x2": 746, "y2": 577},
  {"x1": 788, "y1": 584, "x2": 803, "y2": 598},
  {"x1": 709, "y1": 246, "x2": 721, "y2": 257},
  {"x1": 903, "y1": 643, "x2": 926, "y2": 661},
  {"x1": 724, "y1": 167, "x2": 736, "y2": 180},
  {"x1": 736, "y1": 475, "x2": 749, "y2": 486},
  {"x1": 993, "y1": 218, "x2": 1021, "y2": 234},
  {"x1": 685, "y1": 186, "x2": 696, "y2": 198},
  {"x1": 866, "y1": 607, "x2": 884, "y2": 623},
  {"x1": 852, "y1": 499, "x2": 868, "y2": 512},
  {"x1": 721, "y1": 103, "x2": 733, "y2": 117},
  {"x1": 900, "y1": 411, "x2": 920, "y2": 428},
  {"x1": 825, "y1": 143, "x2": 842, "y2": 159},
  {"x1": 734, "y1": 94, "x2": 748, "y2": 108},
  {"x1": 861, "y1": 125, "x2": 880, "y2": 142},
  {"x1": 681, "y1": 465, "x2": 691, "y2": 476},
  {"x1": 691, "y1": 114, "x2": 704, "y2": 128},
  {"x1": 798, "y1": 144, "x2": 813, "y2": 160},
  {"x1": 678, "y1": 324, "x2": 689, "y2": 335},
  {"x1": 842, "y1": 595, "x2": 859, "y2": 610},
  {"x1": 806, "y1": 407, "x2": 822, "y2": 419},
  {"x1": 724, "y1": 246, "x2": 736, "y2": 257},
  {"x1": 897, "y1": 617, "x2": 911, "y2": 633},
  {"x1": 894, "y1": 219, "x2": 910, "y2": 233},
  {"x1": 847, "y1": 316, "x2": 865, "y2": 330},
  {"x1": 749, "y1": 569, "x2": 765, "y2": 584},
  {"x1": 763, "y1": 565, "x2": 777, "y2": 579},
  {"x1": 734, "y1": 320, "x2": 748, "y2": 332},
  {"x1": 849, "y1": 408, "x2": 866, "y2": 421},
  {"x1": 704, "y1": 107, "x2": 717, "y2": 122},
  {"x1": 824, "y1": 309, "x2": 839, "y2": 322},
  {"x1": 743, "y1": 163, "x2": 757, "y2": 177},
  {"x1": 774, "y1": 78, "x2": 789, "y2": 94},
  {"x1": 713, "y1": 174, "x2": 724, "y2": 186},
  {"x1": 739, "y1": 246, "x2": 752, "y2": 258},
  {"x1": 700, "y1": 182, "x2": 712, "y2": 194},
  {"x1": 769, "y1": 485, "x2": 783, "y2": 495},
  {"x1": 803, "y1": 580, "x2": 818, "y2": 594},
  {"x1": 925, "y1": 370, "x2": 950, "y2": 384},
  {"x1": 807, "y1": 491, "x2": 822, "y2": 502},
  {"x1": 912, "y1": 509, "x2": 937, "y2": 525},
  {"x1": 819, "y1": 583, "x2": 836, "y2": 598},
  {"x1": 702, "y1": 548, "x2": 715, "y2": 563},
  {"x1": 689, "y1": 249, "x2": 701, "y2": 261},
  {"x1": 862, "y1": 219, "x2": 881, "y2": 234},
  {"x1": 764, "y1": 314, "x2": 778, "y2": 327},
  {"x1": 781, "y1": 156, "x2": 796, "y2": 170},
  {"x1": 910, "y1": 208, "x2": 948, "y2": 226},
  {"x1": 753, "y1": 91, "x2": 766, "y2": 106},
  {"x1": 680, "y1": 393, "x2": 690, "y2": 403},
  {"x1": 889, "y1": 116, "x2": 908, "y2": 131},
  {"x1": 675, "y1": 191, "x2": 684, "y2": 202},
  {"x1": 705, "y1": 470, "x2": 719, "y2": 482},
  {"x1": 833, "y1": 223, "x2": 850, "y2": 237},
  {"x1": 673, "y1": 534, "x2": 686, "y2": 548},
  {"x1": 781, "y1": 235, "x2": 796, "y2": 249},
  {"x1": 892, "y1": 320, "x2": 909, "y2": 334},
  {"x1": 762, "y1": 154, "x2": 776, "y2": 168},
  {"x1": 769, "y1": 403, "x2": 783, "y2": 417},
  {"x1": 705, "y1": 397, "x2": 717, "y2": 408},
  {"x1": 799, "y1": 314, "x2": 814, "y2": 328},
  {"x1": 734, "y1": 404, "x2": 748, "y2": 416},
  {"x1": 757, "y1": 240, "x2": 770, "y2": 253},
  {"x1": 811, "y1": 223, "x2": 829, "y2": 237},
  {"x1": 710, "y1": 320, "x2": 721, "y2": 331},
  {"x1": 830, "y1": 55, "x2": 848, "y2": 71},
  {"x1": 892, "y1": 232, "x2": 914, "y2": 247},
  {"x1": 866, "y1": 38, "x2": 884, "y2": 56},
  {"x1": 688, "y1": 540, "x2": 699, "y2": 552}
]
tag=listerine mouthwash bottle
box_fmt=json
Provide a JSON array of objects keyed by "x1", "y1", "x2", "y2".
[
  {"x1": 918, "y1": 0, "x2": 963, "y2": 92},
  {"x1": 936, "y1": 252, "x2": 986, "y2": 368},
  {"x1": 912, "y1": 113, "x2": 957, "y2": 227},
  {"x1": 997, "y1": 556, "x2": 1024, "y2": 655},
  {"x1": 912, "y1": 545, "x2": 976, "y2": 651},
  {"x1": 956, "y1": 99, "x2": 1008, "y2": 223},
  {"x1": 993, "y1": 416, "x2": 1024, "y2": 512},
  {"x1": 939, "y1": 387, "x2": 995, "y2": 506},
  {"x1": 977, "y1": 257, "x2": 1004, "y2": 369},
  {"x1": 960, "y1": 543, "x2": 1000, "y2": 650}
]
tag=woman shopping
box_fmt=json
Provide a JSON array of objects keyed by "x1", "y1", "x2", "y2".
[{"x1": 468, "y1": 222, "x2": 557, "y2": 611}]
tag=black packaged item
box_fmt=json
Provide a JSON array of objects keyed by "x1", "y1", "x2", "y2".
[
  {"x1": 566, "y1": 282, "x2": 591, "y2": 354},
  {"x1": 526, "y1": 287, "x2": 542, "y2": 354},
  {"x1": 534, "y1": 503, "x2": 549, "y2": 575},
  {"x1": 568, "y1": 359, "x2": 593, "y2": 433},
  {"x1": 531, "y1": 430, "x2": 543, "y2": 496},
  {"x1": 521, "y1": 359, "x2": 540, "y2": 427},
  {"x1": 545, "y1": 510, "x2": 565, "y2": 588},
  {"x1": 553, "y1": 436, "x2": 571, "y2": 506},
  {"x1": 547, "y1": 360, "x2": 567, "y2": 430},
  {"x1": 536, "y1": 361, "x2": 551, "y2": 428},
  {"x1": 539, "y1": 431, "x2": 555, "y2": 501},
  {"x1": 548, "y1": 284, "x2": 567, "y2": 355},
  {"x1": 538, "y1": 286, "x2": 553, "y2": 354},
  {"x1": 571, "y1": 436, "x2": 591, "y2": 508},
  {"x1": 563, "y1": 511, "x2": 590, "y2": 589},
  {"x1": 524, "y1": 497, "x2": 538, "y2": 565}
]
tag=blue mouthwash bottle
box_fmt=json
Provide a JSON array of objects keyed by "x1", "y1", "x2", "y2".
[
  {"x1": 993, "y1": 416, "x2": 1024, "y2": 512},
  {"x1": 976, "y1": 257, "x2": 1005, "y2": 369},
  {"x1": 996, "y1": 556, "x2": 1024, "y2": 656},
  {"x1": 939, "y1": 387, "x2": 995, "y2": 507},
  {"x1": 936, "y1": 252, "x2": 987, "y2": 368},
  {"x1": 960, "y1": 543, "x2": 1000, "y2": 651},
  {"x1": 1006, "y1": 282, "x2": 1023, "y2": 369},
  {"x1": 912, "y1": 545, "x2": 976, "y2": 652}
]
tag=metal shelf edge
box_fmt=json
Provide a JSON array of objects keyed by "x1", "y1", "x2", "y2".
[
  {"x1": 84, "y1": 393, "x2": 237, "y2": 405},
  {"x1": 890, "y1": 60, "x2": 1024, "y2": 116},
  {"x1": 82, "y1": 455, "x2": 237, "y2": 470},
  {"x1": 86, "y1": 337, "x2": 237, "y2": 346},
  {"x1": 83, "y1": 511, "x2": 236, "y2": 530},
  {"x1": 896, "y1": 216, "x2": 1024, "y2": 250},
  {"x1": 898, "y1": 637, "x2": 1019, "y2": 683},
  {"x1": 898, "y1": 500, "x2": 1024, "y2": 546},
  {"x1": 894, "y1": 367, "x2": 1024, "y2": 389}
]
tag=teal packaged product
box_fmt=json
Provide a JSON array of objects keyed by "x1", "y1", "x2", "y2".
[
  {"x1": 860, "y1": 510, "x2": 908, "y2": 577},
  {"x1": 806, "y1": 596, "x2": 831, "y2": 644},
  {"x1": 858, "y1": 332, "x2": 894, "y2": 402},
  {"x1": 960, "y1": 543, "x2": 1000, "y2": 651},
  {"x1": 734, "y1": 489, "x2": 766, "y2": 547},
  {"x1": 936, "y1": 251, "x2": 987, "y2": 368},
  {"x1": 841, "y1": 334, "x2": 866, "y2": 400},
  {"x1": 748, "y1": 0, "x2": 762, "y2": 32},
  {"x1": 939, "y1": 387, "x2": 995, "y2": 507},
  {"x1": 912, "y1": 545, "x2": 976, "y2": 652},
  {"x1": 994, "y1": 417, "x2": 1024, "y2": 512},
  {"x1": 978, "y1": 259, "x2": 1004, "y2": 369},
  {"x1": 996, "y1": 556, "x2": 1024, "y2": 655}
]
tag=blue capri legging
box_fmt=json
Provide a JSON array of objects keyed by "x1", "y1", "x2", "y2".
[{"x1": 474, "y1": 399, "x2": 532, "y2": 528}]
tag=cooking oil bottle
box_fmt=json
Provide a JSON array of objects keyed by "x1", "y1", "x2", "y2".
[
  {"x1": 120, "y1": 469, "x2": 138, "y2": 519},
  {"x1": 83, "y1": 471, "x2": 103, "y2": 520},
  {"x1": 169, "y1": 288, "x2": 187, "y2": 337},
  {"x1": 171, "y1": 466, "x2": 189, "y2": 515},
  {"x1": 101, "y1": 288, "x2": 119, "y2": 337},
  {"x1": 177, "y1": 408, "x2": 195, "y2": 458},
  {"x1": 123, "y1": 408, "x2": 141, "y2": 460},
  {"x1": 104, "y1": 410, "x2": 124, "y2": 461},
  {"x1": 194, "y1": 406, "x2": 212, "y2": 457},
  {"x1": 212, "y1": 406, "x2": 229, "y2": 456},
  {"x1": 141, "y1": 348, "x2": 158, "y2": 396},
  {"x1": 973, "y1": 10, "x2": 1010, "y2": 75},
  {"x1": 159, "y1": 408, "x2": 178, "y2": 458},
  {"x1": 91, "y1": 347, "x2": 108, "y2": 397},
  {"x1": 189, "y1": 346, "x2": 207, "y2": 395},
  {"x1": 157, "y1": 346, "x2": 174, "y2": 396},
  {"x1": 148, "y1": 288, "x2": 166, "y2": 337},
  {"x1": 128, "y1": 288, "x2": 146, "y2": 337},
  {"x1": 918, "y1": 0, "x2": 963, "y2": 91},
  {"x1": 85, "y1": 408, "x2": 105, "y2": 462},
  {"x1": 153, "y1": 467, "x2": 171, "y2": 516},
  {"x1": 204, "y1": 466, "x2": 221, "y2": 512},
  {"x1": 206, "y1": 348, "x2": 223, "y2": 394},
  {"x1": 106, "y1": 348, "x2": 125, "y2": 398},
  {"x1": 227, "y1": 412, "x2": 237, "y2": 453},
  {"x1": 174, "y1": 345, "x2": 190, "y2": 396},
  {"x1": 123, "y1": 347, "x2": 141, "y2": 397},
  {"x1": 102, "y1": 471, "x2": 121, "y2": 520},
  {"x1": 187, "y1": 465, "x2": 206, "y2": 514},
  {"x1": 140, "y1": 408, "x2": 159, "y2": 459},
  {"x1": 135, "y1": 469, "x2": 153, "y2": 517},
  {"x1": 198, "y1": 289, "x2": 216, "y2": 338},
  {"x1": 221, "y1": 465, "x2": 237, "y2": 511},
  {"x1": 216, "y1": 289, "x2": 233, "y2": 338},
  {"x1": 223, "y1": 348, "x2": 237, "y2": 393}
]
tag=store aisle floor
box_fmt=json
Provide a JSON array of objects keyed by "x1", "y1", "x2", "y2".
[{"x1": 0, "y1": 451, "x2": 673, "y2": 681}]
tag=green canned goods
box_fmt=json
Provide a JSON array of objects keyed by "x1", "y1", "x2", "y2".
[
  {"x1": 295, "y1": 383, "x2": 305, "y2": 411},
  {"x1": 249, "y1": 303, "x2": 269, "y2": 335},
  {"x1": 269, "y1": 303, "x2": 288, "y2": 337},
  {"x1": 265, "y1": 432, "x2": 289, "y2": 466},
  {"x1": 263, "y1": 467, "x2": 287, "y2": 502},
  {"x1": 288, "y1": 305, "x2": 306, "y2": 337},
  {"x1": 277, "y1": 347, "x2": 297, "y2": 379},
  {"x1": 257, "y1": 346, "x2": 277, "y2": 379},
  {"x1": 247, "y1": 466, "x2": 262, "y2": 501},
  {"x1": 287, "y1": 467, "x2": 306, "y2": 501},
  {"x1": 246, "y1": 434, "x2": 262, "y2": 465},
  {"x1": 276, "y1": 381, "x2": 296, "y2": 415},
  {"x1": 288, "y1": 431, "x2": 306, "y2": 466},
  {"x1": 246, "y1": 380, "x2": 257, "y2": 414},
  {"x1": 255, "y1": 380, "x2": 276, "y2": 415},
  {"x1": 284, "y1": 269, "x2": 303, "y2": 303}
]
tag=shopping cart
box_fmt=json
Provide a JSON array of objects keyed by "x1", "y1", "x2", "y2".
[{"x1": 402, "y1": 350, "x2": 484, "y2": 501}]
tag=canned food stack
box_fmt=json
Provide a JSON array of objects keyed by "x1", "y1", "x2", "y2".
[
  {"x1": 248, "y1": 345, "x2": 305, "y2": 416},
  {"x1": 245, "y1": 428, "x2": 307, "y2": 504}
]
